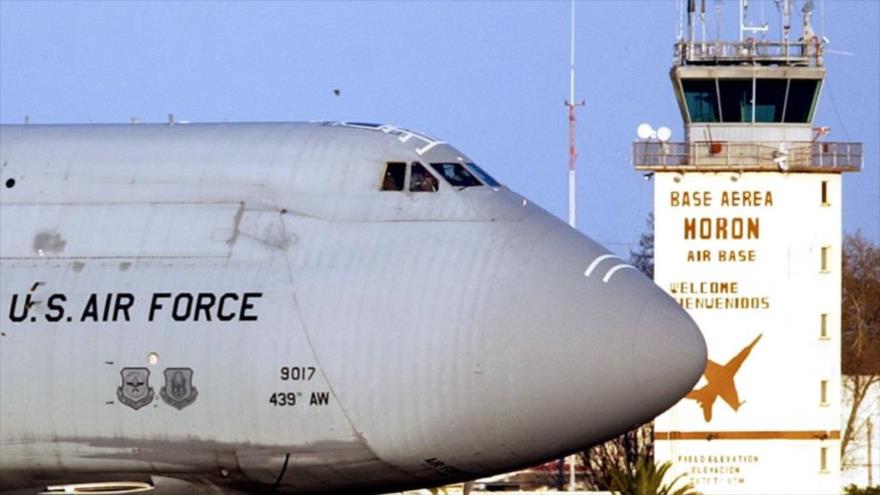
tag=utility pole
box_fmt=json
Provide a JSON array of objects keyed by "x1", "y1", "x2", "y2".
[
  {"x1": 566, "y1": 0, "x2": 585, "y2": 230},
  {"x1": 565, "y1": 1, "x2": 584, "y2": 489}
]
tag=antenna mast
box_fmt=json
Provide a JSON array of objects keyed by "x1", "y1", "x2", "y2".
[
  {"x1": 740, "y1": 0, "x2": 769, "y2": 42},
  {"x1": 566, "y1": 0, "x2": 585, "y2": 229},
  {"x1": 564, "y1": 5, "x2": 583, "y2": 487}
]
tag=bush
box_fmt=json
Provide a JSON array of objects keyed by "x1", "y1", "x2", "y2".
[
  {"x1": 609, "y1": 454, "x2": 700, "y2": 495},
  {"x1": 844, "y1": 484, "x2": 880, "y2": 495}
]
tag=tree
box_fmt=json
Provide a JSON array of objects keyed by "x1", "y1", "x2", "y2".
[
  {"x1": 630, "y1": 213, "x2": 654, "y2": 280},
  {"x1": 578, "y1": 214, "x2": 657, "y2": 490},
  {"x1": 840, "y1": 232, "x2": 880, "y2": 466},
  {"x1": 580, "y1": 424, "x2": 655, "y2": 490}
]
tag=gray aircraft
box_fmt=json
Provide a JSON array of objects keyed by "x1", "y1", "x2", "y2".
[{"x1": 0, "y1": 122, "x2": 706, "y2": 494}]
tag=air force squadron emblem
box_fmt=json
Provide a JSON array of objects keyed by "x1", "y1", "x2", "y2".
[
  {"x1": 117, "y1": 367, "x2": 154, "y2": 410},
  {"x1": 160, "y1": 368, "x2": 198, "y2": 410}
]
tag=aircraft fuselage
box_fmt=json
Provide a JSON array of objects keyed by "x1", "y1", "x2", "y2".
[{"x1": 0, "y1": 122, "x2": 707, "y2": 493}]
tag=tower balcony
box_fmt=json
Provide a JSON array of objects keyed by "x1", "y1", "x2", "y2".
[
  {"x1": 674, "y1": 39, "x2": 823, "y2": 67},
  {"x1": 633, "y1": 140, "x2": 862, "y2": 173}
]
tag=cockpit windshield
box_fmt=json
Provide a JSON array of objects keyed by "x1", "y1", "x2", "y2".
[
  {"x1": 464, "y1": 162, "x2": 500, "y2": 187},
  {"x1": 430, "y1": 163, "x2": 482, "y2": 188},
  {"x1": 379, "y1": 161, "x2": 501, "y2": 193},
  {"x1": 410, "y1": 163, "x2": 438, "y2": 192}
]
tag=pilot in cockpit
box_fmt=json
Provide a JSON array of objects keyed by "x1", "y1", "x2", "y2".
[{"x1": 410, "y1": 164, "x2": 438, "y2": 192}]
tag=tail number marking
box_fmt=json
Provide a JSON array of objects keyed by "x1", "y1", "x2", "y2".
[
  {"x1": 280, "y1": 366, "x2": 316, "y2": 381},
  {"x1": 271, "y1": 367, "x2": 328, "y2": 408}
]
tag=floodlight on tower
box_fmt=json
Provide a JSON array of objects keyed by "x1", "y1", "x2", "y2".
[{"x1": 657, "y1": 126, "x2": 672, "y2": 142}]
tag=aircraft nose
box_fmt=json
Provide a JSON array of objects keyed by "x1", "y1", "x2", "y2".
[
  {"x1": 632, "y1": 292, "x2": 707, "y2": 413},
  {"x1": 465, "y1": 219, "x2": 708, "y2": 460}
]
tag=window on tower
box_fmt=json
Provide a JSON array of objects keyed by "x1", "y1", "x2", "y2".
[
  {"x1": 678, "y1": 77, "x2": 821, "y2": 123},
  {"x1": 682, "y1": 79, "x2": 719, "y2": 123},
  {"x1": 718, "y1": 79, "x2": 754, "y2": 123},
  {"x1": 784, "y1": 79, "x2": 821, "y2": 123},
  {"x1": 754, "y1": 79, "x2": 788, "y2": 123},
  {"x1": 820, "y1": 246, "x2": 831, "y2": 272}
]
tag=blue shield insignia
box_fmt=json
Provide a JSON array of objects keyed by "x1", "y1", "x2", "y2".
[
  {"x1": 117, "y1": 367, "x2": 154, "y2": 410},
  {"x1": 160, "y1": 368, "x2": 198, "y2": 410}
]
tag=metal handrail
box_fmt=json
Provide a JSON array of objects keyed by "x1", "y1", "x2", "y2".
[
  {"x1": 674, "y1": 39, "x2": 823, "y2": 67},
  {"x1": 633, "y1": 141, "x2": 862, "y2": 172}
]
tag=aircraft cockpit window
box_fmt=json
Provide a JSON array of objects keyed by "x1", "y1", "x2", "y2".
[
  {"x1": 430, "y1": 163, "x2": 482, "y2": 188},
  {"x1": 464, "y1": 162, "x2": 500, "y2": 187},
  {"x1": 410, "y1": 163, "x2": 438, "y2": 192},
  {"x1": 381, "y1": 162, "x2": 406, "y2": 191}
]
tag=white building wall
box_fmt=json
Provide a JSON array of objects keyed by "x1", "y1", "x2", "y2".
[{"x1": 653, "y1": 171, "x2": 842, "y2": 494}]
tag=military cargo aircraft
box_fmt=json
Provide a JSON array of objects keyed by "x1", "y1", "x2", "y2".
[{"x1": 0, "y1": 122, "x2": 707, "y2": 494}]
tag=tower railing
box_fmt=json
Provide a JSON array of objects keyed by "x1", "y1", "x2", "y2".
[
  {"x1": 633, "y1": 141, "x2": 862, "y2": 172},
  {"x1": 674, "y1": 39, "x2": 823, "y2": 67}
]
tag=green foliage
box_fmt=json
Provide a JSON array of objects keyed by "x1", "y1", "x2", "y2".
[
  {"x1": 844, "y1": 484, "x2": 880, "y2": 495},
  {"x1": 609, "y1": 454, "x2": 700, "y2": 495}
]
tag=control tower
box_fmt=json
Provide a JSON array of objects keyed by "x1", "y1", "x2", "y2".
[{"x1": 634, "y1": 1, "x2": 862, "y2": 493}]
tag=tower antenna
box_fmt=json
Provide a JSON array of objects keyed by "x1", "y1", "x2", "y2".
[
  {"x1": 566, "y1": 0, "x2": 585, "y2": 229},
  {"x1": 740, "y1": 0, "x2": 769, "y2": 42},
  {"x1": 562, "y1": 2, "x2": 585, "y2": 488},
  {"x1": 700, "y1": 0, "x2": 707, "y2": 43}
]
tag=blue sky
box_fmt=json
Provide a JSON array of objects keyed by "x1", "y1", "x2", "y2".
[{"x1": 1, "y1": 0, "x2": 877, "y2": 253}]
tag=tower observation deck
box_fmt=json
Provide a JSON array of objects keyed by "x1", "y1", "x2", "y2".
[
  {"x1": 633, "y1": 2, "x2": 862, "y2": 173},
  {"x1": 643, "y1": 1, "x2": 861, "y2": 494}
]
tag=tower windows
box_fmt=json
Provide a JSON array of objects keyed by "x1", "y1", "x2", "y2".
[
  {"x1": 754, "y1": 79, "x2": 788, "y2": 122},
  {"x1": 785, "y1": 79, "x2": 821, "y2": 123},
  {"x1": 681, "y1": 79, "x2": 719, "y2": 122},
  {"x1": 820, "y1": 380, "x2": 829, "y2": 405},
  {"x1": 679, "y1": 77, "x2": 820, "y2": 123},
  {"x1": 821, "y1": 180, "x2": 829, "y2": 206},
  {"x1": 820, "y1": 446, "x2": 829, "y2": 472},
  {"x1": 718, "y1": 79, "x2": 753, "y2": 123},
  {"x1": 819, "y1": 313, "x2": 829, "y2": 339},
  {"x1": 820, "y1": 246, "x2": 830, "y2": 273}
]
